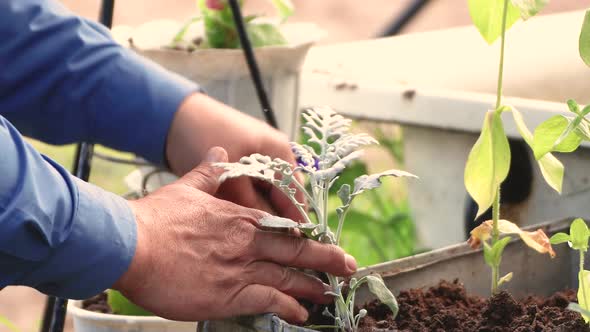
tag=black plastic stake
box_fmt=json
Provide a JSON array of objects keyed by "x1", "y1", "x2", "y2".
[
  {"x1": 40, "y1": 2, "x2": 114, "y2": 332},
  {"x1": 378, "y1": 0, "x2": 430, "y2": 37},
  {"x1": 227, "y1": 0, "x2": 278, "y2": 129}
]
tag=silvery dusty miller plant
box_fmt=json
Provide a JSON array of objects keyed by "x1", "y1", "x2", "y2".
[{"x1": 215, "y1": 106, "x2": 417, "y2": 331}]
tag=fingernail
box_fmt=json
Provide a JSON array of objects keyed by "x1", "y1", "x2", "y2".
[
  {"x1": 345, "y1": 254, "x2": 357, "y2": 272},
  {"x1": 299, "y1": 307, "x2": 309, "y2": 322},
  {"x1": 204, "y1": 147, "x2": 226, "y2": 162}
]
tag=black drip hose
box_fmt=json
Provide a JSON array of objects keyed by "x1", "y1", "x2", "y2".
[
  {"x1": 227, "y1": 0, "x2": 279, "y2": 129},
  {"x1": 40, "y1": 2, "x2": 115, "y2": 332},
  {"x1": 378, "y1": 0, "x2": 430, "y2": 37}
]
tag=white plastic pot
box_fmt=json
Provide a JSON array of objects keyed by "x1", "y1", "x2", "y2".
[
  {"x1": 68, "y1": 301, "x2": 196, "y2": 332},
  {"x1": 112, "y1": 20, "x2": 324, "y2": 139}
]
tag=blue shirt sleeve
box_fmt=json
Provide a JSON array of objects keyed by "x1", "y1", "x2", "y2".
[
  {"x1": 0, "y1": 116, "x2": 136, "y2": 299},
  {"x1": 0, "y1": 0, "x2": 200, "y2": 164}
]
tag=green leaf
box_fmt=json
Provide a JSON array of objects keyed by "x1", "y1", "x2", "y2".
[
  {"x1": 483, "y1": 241, "x2": 494, "y2": 266},
  {"x1": 550, "y1": 232, "x2": 571, "y2": 245},
  {"x1": 468, "y1": 0, "x2": 521, "y2": 44},
  {"x1": 567, "y1": 99, "x2": 582, "y2": 116},
  {"x1": 246, "y1": 23, "x2": 287, "y2": 47},
  {"x1": 580, "y1": 10, "x2": 590, "y2": 67},
  {"x1": 511, "y1": 108, "x2": 564, "y2": 193},
  {"x1": 510, "y1": 0, "x2": 548, "y2": 20},
  {"x1": 465, "y1": 110, "x2": 511, "y2": 217},
  {"x1": 498, "y1": 272, "x2": 513, "y2": 286},
  {"x1": 173, "y1": 16, "x2": 202, "y2": 43},
  {"x1": 570, "y1": 218, "x2": 590, "y2": 251},
  {"x1": 366, "y1": 275, "x2": 399, "y2": 319},
  {"x1": 576, "y1": 122, "x2": 590, "y2": 141},
  {"x1": 269, "y1": 0, "x2": 294, "y2": 22},
  {"x1": 578, "y1": 270, "x2": 590, "y2": 322},
  {"x1": 203, "y1": 11, "x2": 239, "y2": 48},
  {"x1": 108, "y1": 290, "x2": 152, "y2": 316},
  {"x1": 532, "y1": 115, "x2": 582, "y2": 160},
  {"x1": 490, "y1": 236, "x2": 512, "y2": 267}
]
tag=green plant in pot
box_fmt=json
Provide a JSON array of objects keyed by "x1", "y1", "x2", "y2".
[
  {"x1": 112, "y1": 0, "x2": 318, "y2": 140},
  {"x1": 464, "y1": 0, "x2": 574, "y2": 294},
  {"x1": 172, "y1": 0, "x2": 294, "y2": 51},
  {"x1": 214, "y1": 106, "x2": 417, "y2": 331}
]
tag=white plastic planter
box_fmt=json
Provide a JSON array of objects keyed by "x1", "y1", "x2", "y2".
[
  {"x1": 112, "y1": 20, "x2": 323, "y2": 140},
  {"x1": 68, "y1": 301, "x2": 196, "y2": 332},
  {"x1": 112, "y1": 20, "x2": 323, "y2": 191}
]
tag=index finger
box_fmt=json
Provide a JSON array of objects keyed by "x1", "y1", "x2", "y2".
[{"x1": 253, "y1": 231, "x2": 357, "y2": 277}]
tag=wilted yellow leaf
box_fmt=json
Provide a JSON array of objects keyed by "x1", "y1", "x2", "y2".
[{"x1": 468, "y1": 219, "x2": 556, "y2": 257}]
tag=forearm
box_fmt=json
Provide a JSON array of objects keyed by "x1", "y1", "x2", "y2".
[
  {"x1": 0, "y1": 0, "x2": 199, "y2": 164},
  {"x1": 0, "y1": 116, "x2": 136, "y2": 299}
]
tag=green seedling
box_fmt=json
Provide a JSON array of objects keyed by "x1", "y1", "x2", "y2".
[
  {"x1": 529, "y1": 9, "x2": 590, "y2": 161},
  {"x1": 550, "y1": 218, "x2": 590, "y2": 324},
  {"x1": 216, "y1": 106, "x2": 417, "y2": 331},
  {"x1": 465, "y1": 0, "x2": 559, "y2": 294}
]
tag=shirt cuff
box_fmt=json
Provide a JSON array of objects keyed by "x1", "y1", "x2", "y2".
[{"x1": 30, "y1": 178, "x2": 137, "y2": 299}]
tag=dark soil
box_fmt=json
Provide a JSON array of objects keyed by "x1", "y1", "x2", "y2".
[
  {"x1": 84, "y1": 280, "x2": 589, "y2": 331},
  {"x1": 82, "y1": 292, "x2": 112, "y2": 314},
  {"x1": 356, "y1": 279, "x2": 589, "y2": 332}
]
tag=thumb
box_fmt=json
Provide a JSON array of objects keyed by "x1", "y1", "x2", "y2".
[{"x1": 181, "y1": 147, "x2": 228, "y2": 194}]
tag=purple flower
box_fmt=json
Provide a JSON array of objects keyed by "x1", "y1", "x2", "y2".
[{"x1": 296, "y1": 155, "x2": 319, "y2": 170}]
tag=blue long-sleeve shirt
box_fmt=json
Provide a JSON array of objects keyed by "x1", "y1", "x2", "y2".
[{"x1": 0, "y1": 0, "x2": 199, "y2": 299}]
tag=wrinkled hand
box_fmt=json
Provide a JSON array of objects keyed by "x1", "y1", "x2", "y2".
[
  {"x1": 166, "y1": 93, "x2": 303, "y2": 221},
  {"x1": 114, "y1": 147, "x2": 357, "y2": 323}
]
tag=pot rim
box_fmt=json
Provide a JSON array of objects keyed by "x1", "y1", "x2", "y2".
[{"x1": 67, "y1": 300, "x2": 186, "y2": 324}]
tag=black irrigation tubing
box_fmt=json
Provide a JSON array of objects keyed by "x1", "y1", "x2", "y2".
[
  {"x1": 92, "y1": 151, "x2": 154, "y2": 166},
  {"x1": 227, "y1": 0, "x2": 279, "y2": 129},
  {"x1": 41, "y1": 2, "x2": 115, "y2": 331},
  {"x1": 378, "y1": 0, "x2": 430, "y2": 37}
]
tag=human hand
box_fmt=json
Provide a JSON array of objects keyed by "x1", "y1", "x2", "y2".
[
  {"x1": 165, "y1": 93, "x2": 303, "y2": 221},
  {"x1": 114, "y1": 147, "x2": 357, "y2": 323}
]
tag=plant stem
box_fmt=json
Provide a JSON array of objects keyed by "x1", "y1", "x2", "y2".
[
  {"x1": 580, "y1": 250, "x2": 589, "y2": 311},
  {"x1": 291, "y1": 179, "x2": 322, "y2": 218},
  {"x1": 491, "y1": 260, "x2": 499, "y2": 294},
  {"x1": 490, "y1": 0, "x2": 510, "y2": 295},
  {"x1": 492, "y1": 189, "x2": 501, "y2": 243},
  {"x1": 495, "y1": 0, "x2": 509, "y2": 110},
  {"x1": 335, "y1": 207, "x2": 349, "y2": 246}
]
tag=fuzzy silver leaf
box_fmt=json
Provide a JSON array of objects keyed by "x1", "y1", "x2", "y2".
[
  {"x1": 366, "y1": 275, "x2": 399, "y2": 319},
  {"x1": 324, "y1": 133, "x2": 377, "y2": 166},
  {"x1": 215, "y1": 154, "x2": 292, "y2": 183},
  {"x1": 353, "y1": 169, "x2": 418, "y2": 195},
  {"x1": 259, "y1": 215, "x2": 317, "y2": 230},
  {"x1": 337, "y1": 184, "x2": 351, "y2": 206},
  {"x1": 215, "y1": 154, "x2": 309, "y2": 222},
  {"x1": 314, "y1": 151, "x2": 363, "y2": 182}
]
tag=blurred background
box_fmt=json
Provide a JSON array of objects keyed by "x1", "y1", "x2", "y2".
[{"x1": 2, "y1": 0, "x2": 586, "y2": 331}]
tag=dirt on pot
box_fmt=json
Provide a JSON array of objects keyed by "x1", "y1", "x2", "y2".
[
  {"x1": 82, "y1": 292, "x2": 112, "y2": 314},
  {"x1": 356, "y1": 279, "x2": 589, "y2": 332}
]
